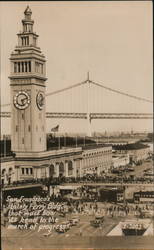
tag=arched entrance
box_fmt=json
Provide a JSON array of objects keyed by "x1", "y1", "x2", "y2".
[
  {"x1": 59, "y1": 162, "x2": 64, "y2": 177},
  {"x1": 49, "y1": 164, "x2": 55, "y2": 177},
  {"x1": 1, "y1": 169, "x2": 6, "y2": 186},
  {"x1": 68, "y1": 161, "x2": 73, "y2": 176},
  {"x1": 8, "y1": 168, "x2": 13, "y2": 185}
]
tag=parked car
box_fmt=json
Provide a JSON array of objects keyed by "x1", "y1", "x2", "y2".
[
  {"x1": 69, "y1": 217, "x2": 80, "y2": 226},
  {"x1": 55, "y1": 221, "x2": 71, "y2": 233},
  {"x1": 90, "y1": 215, "x2": 104, "y2": 227}
]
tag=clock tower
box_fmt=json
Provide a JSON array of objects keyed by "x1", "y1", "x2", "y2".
[{"x1": 10, "y1": 6, "x2": 47, "y2": 153}]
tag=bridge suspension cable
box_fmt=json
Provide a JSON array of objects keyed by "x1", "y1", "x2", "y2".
[
  {"x1": 46, "y1": 80, "x2": 87, "y2": 96},
  {"x1": 1, "y1": 78, "x2": 153, "y2": 107},
  {"x1": 0, "y1": 80, "x2": 87, "y2": 107},
  {"x1": 90, "y1": 80, "x2": 153, "y2": 104}
]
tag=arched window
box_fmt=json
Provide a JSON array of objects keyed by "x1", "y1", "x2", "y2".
[
  {"x1": 14, "y1": 62, "x2": 17, "y2": 73},
  {"x1": 59, "y1": 162, "x2": 64, "y2": 177},
  {"x1": 8, "y1": 168, "x2": 12, "y2": 174},
  {"x1": 2, "y1": 169, "x2": 6, "y2": 176},
  {"x1": 68, "y1": 161, "x2": 73, "y2": 176},
  {"x1": 18, "y1": 62, "x2": 20, "y2": 72},
  {"x1": 49, "y1": 165, "x2": 54, "y2": 177}
]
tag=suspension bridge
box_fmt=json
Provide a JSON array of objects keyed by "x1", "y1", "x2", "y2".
[{"x1": 1, "y1": 75, "x2": 153, "y2": 136}]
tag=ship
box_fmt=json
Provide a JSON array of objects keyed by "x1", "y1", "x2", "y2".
[{"x1": 121, "y1": 220, "x2": 150, "y2": 236}]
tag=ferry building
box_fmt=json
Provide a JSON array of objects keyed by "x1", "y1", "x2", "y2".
[{"x1": 1, "y1": 7, "x2": 112, "y2": 188}]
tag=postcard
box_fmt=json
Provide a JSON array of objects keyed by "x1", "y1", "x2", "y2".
[{"x1": 1, "y1": 1, "x2": 153, "y2": 250}]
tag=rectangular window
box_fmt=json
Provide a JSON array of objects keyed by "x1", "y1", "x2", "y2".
[
  {"x1": 41, "y1": 64, "x2": 43, "y2": 74},
  {"x1": 27, "y1": 37, "x2": 29, "y2": 46},
  {"x1": 28, "y1": 125, "x2": 31, "y2": 132},
  {"x1": 21, "y1": 62, "x2": 24, "y2": 72},
  {"x1": 29, "y1": 61, "x2": 31, "y2": 72},
  {"x1": 14, "y1": 62, "x2": 17, "y2": 73},
  {"x1": 26, "y1": 168, "x2": 29, "y2": 175},
  {"x1": 30, "y1": 168, "x2": 33, "y2": 175},
  {"x1": 22, "y1": 168, "x2": 24, "y2": 175},
  {"x1": 18, "y1": 62, "x2": 20, "y2": 73},
  {"x1": 22, "y1": 138, "x2": 24, "y2": 144},
  {"x1": 33, "y1": 37, "x2": 36, "y2": 46},
  {"x1": 25, "y1": 62, "x2": 27, "y2": 72},
  {"x1": 16, "y1": 125, "x2": 18, "y2": 132},
  {"x1": 1, "y1": 179, "x2": 4, "y2": 186}
]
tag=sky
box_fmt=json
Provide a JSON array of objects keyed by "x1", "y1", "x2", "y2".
[{"x1": 0, "y1": 1, "x2": 153, "y2": 134}]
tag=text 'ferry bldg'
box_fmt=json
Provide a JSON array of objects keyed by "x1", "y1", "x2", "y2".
[{"x1": 1, "y1": 7, "x2": 112, "y2": 195}]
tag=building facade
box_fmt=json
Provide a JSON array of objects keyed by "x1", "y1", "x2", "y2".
[
  {"x1": 1, "y1": 7, "x2": 112, "y2": 187},
  {"x1": 82, "y1": 145, "x2": 112, "y2": 175},
  {"x1": 113, "y1": 143, "x2": 150, "y2": 164},
  {"x1": 1, "y1": 148, "x2": 83, "y2": 185},
  {"x1": 10, "y1": 6, "x2": 47, "y2": 153},
  {"x1": 112, "y1": 153, "x2": 129, "y2": 168}
]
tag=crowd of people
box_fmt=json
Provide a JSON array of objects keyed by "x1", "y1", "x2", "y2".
[
  {"x1": 2, "y1": 172, "x2": 153, "y2": 190},
  {"x1": 2, "y1": 190, "x2": 153, "y2": 232}
]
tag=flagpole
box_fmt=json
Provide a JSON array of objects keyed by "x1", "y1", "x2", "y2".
[
  {"x1": 58, "y1": 136, "x2": 60, "y2": 150},
  {"x1": 4, "y1": 135, "x2": 6, "y2": 157}
]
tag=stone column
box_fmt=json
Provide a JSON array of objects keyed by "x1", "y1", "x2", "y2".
[
  {"x1": 37, "y1": 167, "x2": 42, "y2": 179},
  {"x1": 79, "y1": 159, "x2": 82, "y2": 177},
  {"x1": 55, "y1": 163, "x2": 59, "y2": 177},
  {"x1": 14, "y1": 166, "x2": 20, "y2": 181},
  {"x1": 73, "y1": 160, "x2": 77, "y2": 178},
  {"x1": 46, "y1": 165, "x2": 50, "y2": 178},
  {"x1": 97, "y1": 166, "x2": 100, "y2": 176},
  {"x1": 33, "y1": 167, "x2": 37, "y2": 179},
  {"x1": 31, "y1": 60, "x2": 35, "y2": 73},
  {"x1": 11, "y1": 62, "x2": 14, "y2": 74}
]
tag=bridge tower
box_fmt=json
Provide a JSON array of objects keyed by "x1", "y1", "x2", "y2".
[
  {"x1": 9, "y1": 6, "x2": 47, "y2": 153},
  {"x1": 87, "y1": 72, "x2": 92, "y2": 137}
]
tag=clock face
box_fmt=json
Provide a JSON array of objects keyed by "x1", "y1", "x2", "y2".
[
  {"x1": 14, "y1": 91, "x2": 30, "y2": 110},
  {"x1": 36, "y1": 92, "x2": 45, "y2": 110}
]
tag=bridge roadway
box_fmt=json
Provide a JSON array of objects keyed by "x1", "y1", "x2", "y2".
[
  {"x1": 2, "y1": 181, "x2": 153, "y2": 191},
  {"x1": 1, "y1": 112, "x2": 153, "y2": 119}
]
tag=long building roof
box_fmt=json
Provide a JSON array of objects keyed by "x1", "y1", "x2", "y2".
[{"x1": 113, "y1": 142, "x2": 150, "y2": 150}]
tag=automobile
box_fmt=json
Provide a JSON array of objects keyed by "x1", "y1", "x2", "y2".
[
  {"x1": 62, "y1": 221, "x2": 71, "y2": 230},
  {"x1": 144, "y1": 168, "x2": 151, "y2": 172},
  {"x1": 90, "y1": 215, "x2": 104, "y2": 227},
  {"x1": 127, "y1": 167, "x2": 134, "y2": 171},
  {"x1": 69, "y1": 217, "x2": 80, "y2": 226},
  {"x1": 43, "y1": 232, "x2": 52, "y2": 237},
  {"x1": 140, "y1": 210, "x2": 154, "y2": 218},
  {"x1": 55, "y1": 222, "x2": 70, "y2": 233},
  {"x1": 55, "y1": 224, "x2": 65, "y2": 233}
]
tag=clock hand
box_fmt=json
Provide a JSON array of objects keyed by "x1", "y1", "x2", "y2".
[{"x1": 21, "y1": 97, "x2": 28, "y2": 105}]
